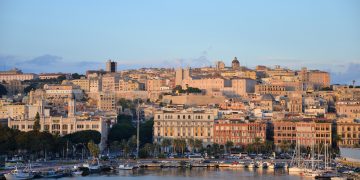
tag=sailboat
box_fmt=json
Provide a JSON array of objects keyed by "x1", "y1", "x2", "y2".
[{"x1": 288, "y1": 140, "x2": 306, "y2": 174}]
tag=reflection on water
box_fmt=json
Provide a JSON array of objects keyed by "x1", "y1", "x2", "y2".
[{"x1": 62, "y1": 168, "x2": 305, "y2": 180}]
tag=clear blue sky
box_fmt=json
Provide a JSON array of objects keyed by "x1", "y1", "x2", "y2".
[{"x1": 0, "y1": 0, "x2": 359, "y2": 83}]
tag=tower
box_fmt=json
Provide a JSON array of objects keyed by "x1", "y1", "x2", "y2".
[
  {"x1": 231, "y1": 57, "x2": 240, "y2": 70},
  {"x1": 68, "y1": 93, "x2": 76, "y2": 117},
  {"x1": 175, "y1": 68, "x2": 183, "y2": 86},
  {"x1": 106, "y1": 60, "x2": 117, "y2": 73}
]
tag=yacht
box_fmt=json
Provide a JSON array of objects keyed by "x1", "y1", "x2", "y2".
[
  {"x1": 118, "y1": 164, "x2": 135, "y2": 170},
  {"x1": 40, "y1": 169, "x2": 64, "y2": 178},
  {"x1": 82, "y1": 158, "x2": 101, "y2": 173},
  {"x1": 4, "y1": 167, "x2": 34, "y2": 180}
]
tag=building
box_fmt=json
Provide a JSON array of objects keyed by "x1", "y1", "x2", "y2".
[
  {"x1": 213, "y1": 119, "x2": 266, "y2": 146},
  {"x1": 119, "y1": 79, "x2": 144, "y2": 91},
  {"x1": 0, "y1": 68, "x2": 38, "y2": 82},
  {"x1": 288, "y1": 93, "x2": 303, "y2": 113},
  {"x1": 97, "y1": 92, "x2": 117, "y2": 111},
  {"x1": 337, "y1": 118, "x2": 360, "y2": 147},
  {"x1": 153, "y1": 108, "x2": 215, "y2": 146},
  {"x1": 273, "y1": 120, "x2": 332, "y2": 148},
  {"x1": 7, "y1": 97, "x2": 114, "y2": 150},
  {"x1": 215, "y1": 61, "x2": 225, "y2": 70},
  {"x1": 43, "y1": 84, "x2": 84, "y2": 101},
  {"x1": 89, "y1": 77, "x2": 102, "y2": 92},
  {"x1": 255, "y1": 84, "x2": 287, "y2": 96},
  {"x1": 336, "y1": 100, "x2": 360, "y2": 119},
  {"x1": 231, "y1": 57, "x2": 240, "y2": 70},
  {"x1": 102, "y1": 74, "x2": 120, "y2": 92},
  {"x1": 71, "y1": 78, "x2": 90, "y2": 92},
  {"x1": 175, "y1": 68, "x2": 190, "y2": 86},
  {"x1": 106, "y1": 60, "x2": 117, "y2": 73},
  {"x1": 39, "y1": 73, "x2": 71, "y2": 80}
]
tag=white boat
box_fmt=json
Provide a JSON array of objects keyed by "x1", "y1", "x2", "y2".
[
  {"x1": 72, "y1": 170, "x2": 83, "y2": 176},
  {"x1": 4, "y1": 168, "x2": 34, "y2": 180},
  {"x1": 247, "y1": 162, "x2": 258, "y2": 168},
  {"x1": 288, "y1": 166, "x2": 306, "y2": 174},
  {"x1": 268, "y1": 163, "x2": 275, "y2": 169},
  {"x1": 118, "y1": 164, "x2": 135, "y2": 170},
  {"x1": 83, "y1": 158, "x2": 101, "y2": 172}
]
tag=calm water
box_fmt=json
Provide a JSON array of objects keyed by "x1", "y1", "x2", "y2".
[{"x1": 61, "y1": 168, "x2": 308, "y2": 180}]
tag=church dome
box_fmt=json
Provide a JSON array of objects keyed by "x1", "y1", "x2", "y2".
[{"x1": 232, "y1": 57, "x2": 239, "y2": 64}]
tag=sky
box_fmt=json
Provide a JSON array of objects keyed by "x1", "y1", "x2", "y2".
[{"x1": 0, "y1": 0, "x2": 359, "y2": 84}]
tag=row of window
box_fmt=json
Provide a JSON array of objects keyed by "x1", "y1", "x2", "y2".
[{"x1": 158, "y1": 114, "x2": 212, "y2": 120}]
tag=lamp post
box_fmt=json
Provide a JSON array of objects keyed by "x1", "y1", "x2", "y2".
[{"x1": 136, "y1": 100, "x2": 140, "y2": 159}]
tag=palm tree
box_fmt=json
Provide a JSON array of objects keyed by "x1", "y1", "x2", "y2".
[
  {"x1": 212, "y1": 143, "x2": 220, "y2": 157},
  {"x1": 225, "y1": 141, "x2": 234, "y2": 154},
  {"x1": 143, "y1": 143, "x2": 154, "y2": 157},
  {"x1": 172, "y1": 139, "x2": 179, "y2": 153},
  {"x1": 120, "y1": 139, "x2": 130, "y2": 158},
  {"x1": 161, "y1": 138, "x2": 172, "y2": 153},
  {"x1": 254, "y1": 137, "x2": 262, "y2": 153},
  {"x1": 194, "y1": 139, "x2": 203, "y2": 152},
  {"x1": 188, "y1": 139, "x2": 195, "y2": 153},
  {"x1": 178, "y1": 139, "x2": 187, "y2": 155}
]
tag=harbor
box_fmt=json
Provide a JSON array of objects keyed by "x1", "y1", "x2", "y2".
[{"x1": 1, "y1": 158, "x2": 358, "y2": 180}]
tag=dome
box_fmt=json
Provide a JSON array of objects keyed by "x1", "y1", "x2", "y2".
[
  {"x1": 261, "y1": 94, "x2": 275, "y2": 101},
  {"x1": 232, "y1": 57, "x2": 239, "y2": 64}
]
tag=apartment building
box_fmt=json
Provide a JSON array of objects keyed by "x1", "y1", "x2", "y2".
[
  {"x1": 337, "y1": 118, "x2": 360, "y2": 147},
  {"x1": 153, "y1": 108, "x2": 215, "y2": 145},
  {"x1": 213, "y1": 119, "x2": 266, "y2": 146},
  {"x1": 273, "y1": 120, "x2": 332, "y2": 148}
]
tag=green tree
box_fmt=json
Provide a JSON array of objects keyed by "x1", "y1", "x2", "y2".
[
  {"x1": 161, "y1": 138, "x2": 172, "y2": 153},
  {"x1": 140, "y1": 119, "x2": 153, "y2": 145},
  {"x1": 0, "y1": 125, "x2": 19, "y2": 154},
  {"x1": 225, "y1": 141, "x2": 234, "y2": 154},
  {"x1": 71, "y1": 73, "x2": 84, "y2": 79},
  {"x1": 33, "y1": 112, "x2": 41, "y2": 131},
  {"x1": 187, "y1": 139, "x2": 195, "y2": 153},
  {"x1": 0, "y1": 84, "x2": 7, "y2": 97},
  {"x1": 143, "y1": 143, "x2": 154, "y2": 157},
  {"x1": 194, "y1": 139, "x2": 203, "y2": 152},
  {"x1": 108, "y1": 123, "x2": 135, "y2": 142},
  {"x1": 87, "y1": 140, "x2": 100, "y2": 158},
  {"x1": 63, "y1": 130, "x2": 101, "y2": 144}
]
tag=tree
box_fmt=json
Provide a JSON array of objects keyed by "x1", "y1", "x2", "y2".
[
  {"x1": 225, "y1": 141, "x2": 234, "y2": 154},
  {"x1": 179, "y1": 139, "x2": 186, "y2": 155},
  {"x1": 33, "y1": 112, "x2": 41, "y2": 131},
  {"x1": 24, "y1": 83, "x2": 38, "y2": 94},
  {"x1": 57, "y1": 75, "x2": 67, "y2": 82},
  {"x1": 71, "y1": 73, "x2": 84, "y2": 79},
  {"x1": 108, "y1": 123, "x2": 135, "y2": 143},
  {"x1": 0, "y1": 84, "x2": 7, "y2": 97},
  {"x1": 0, "y1": 125, "x2": 19, "y2": 154},
  {"x1": 143, "y1": 143, "x2": 154, "y2": 157},
  {"x1": 187, "y1": 139, "x2": 195, "y2": 153},
  {"x1": 87, "y1": 140, "x2": 100, "y2": 158},
  {"x1": 161, "y1": 138, "x2": 172, "y2": 153},
  {"x1": 63, "y1": 130, "x2": 101, "y2": 144},
  {"x1": 140, "y1": 119, "x2": 153, "y2": 145},
  {"x1": 194, "y1": 139, "x2": 203, "y2": 152},
  {"x1": 211, "y1": 143, "x2": 221, "y2": 157},
  {"x1": 127, "y1": 135, "x2": 137, "y2": 156},
  {"x1": 254, "y1": 137, "x2": 262, "y2": 153}
]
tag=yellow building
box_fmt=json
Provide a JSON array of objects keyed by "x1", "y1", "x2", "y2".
[
  {"x1": 154, "y1": 108, "x2": 215, "y2": 145},
  {"x1": 337, "y1": 118, "x2": 360, "y2": 147}
]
